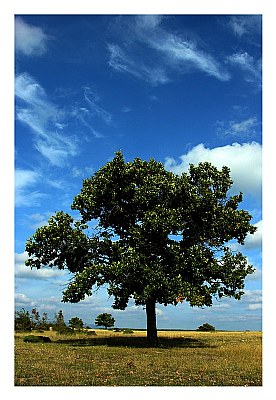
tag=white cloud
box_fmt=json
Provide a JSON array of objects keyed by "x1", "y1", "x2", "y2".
[
  {"x1": 15, "y1": 169, "x2": 39, "y2": 190},
  {"x1": 228, "y1": 16, "x2": 262, "y2": 38},
  {"x1": 230, "y1": 220, "x2": 262, "y2": 252},
  {"x1": 73, "y1": 109, "x2": 104, "y2": 139},
  {"x1": 15, "y1": 17, "x2": 50, "y2": 56},
  {"x1": 135, "y1": 15, "x2": 163, "y2": 30},
  {"x1": 27, "y1": 212, "x2": 52, "y2": 229},
  {"x1": 164, "y1": 142, "x2": 262, "y2": 198},
  {"x1": 248, "y1": 303, "x2": 262, "y2": 311},
  {"x1": 227, "y1": 52, "x2": 261, "y2": 86},
  {"x1": 72, "y1": 166, "x2": 94, "y2": 178},
  {"x1": 148, "y1": 33, "x2": 230, "y2": 82},
  {"x1": 122, "y1": 106, "x2": 131, "y2": 113},
  {"x1": 15, "y1": 293, "x2": 36, "y2": 307},
  {"x1": 108, "y1": 15, "x2": 230, "y2": 85},
  {"x1": 216, "y1": 117, "x2": 259, "y2": 138},
  {"x1": 135, "y1": 15, "x2": 230, "y2": 80},
  {"x1": 108, "y1": 44, "x2": 169, "y2": 86},
  {"x1": 15, "y1": 169, "x2": 44, "y2": 207},
  {"x1": 84, "y1": 88, "x2": 112, "y2": 124},
  {"x1": 15, "y1": 73, "x2": 79, "y2": 166},
  {"x1": 242, "y1": 289, "x2": 262, "y2": 304},
  {"x1": 245, "y1": 266, "x2": 262, "y2": 282},
  {"x1": 15, "y1": 251, "x2": 68, "y2": 281},
  {"x1": 244, "y1": 220, "x2": 262, "y2": 250}
]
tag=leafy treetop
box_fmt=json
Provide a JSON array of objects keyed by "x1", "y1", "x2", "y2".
[{"x1": 25, "y1": 151, "x2": 256, "y2": 343}]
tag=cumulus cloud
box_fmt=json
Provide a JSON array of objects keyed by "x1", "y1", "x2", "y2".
[
  {"x1": 164, "y1": 142, "x2": 262, "y2": 199},
  {"x1": 15, "y1": 293, "x2": 36, "y2": 307},
  {"x1": 243, "y1": 289, "x2": 262, "y2": 304},
  {"x1": 15, "y1": 251, "x2": 68, "y2": 281},
  {"x1": 15, "y1": 17, "x2": 50, "y2": 56},
  {"x1": 243, "y1": 220, "x2": 262, "y2": 250}
]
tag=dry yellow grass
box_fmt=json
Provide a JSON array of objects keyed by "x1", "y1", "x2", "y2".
[{"x1": 14, "y1": 329, "x2": 262, "y2": 386}]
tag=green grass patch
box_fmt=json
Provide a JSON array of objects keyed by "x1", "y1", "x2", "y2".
[
  {"x1": 23, "y1": 335, "x2": 52, "y2": 343},
  {"x1": 14, "y1": 330, "x2": 262, "y2": 386}
]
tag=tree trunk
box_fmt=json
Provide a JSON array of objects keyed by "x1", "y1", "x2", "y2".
[{"x1": 146, "y1": 298, "x2": 158, "y2": 347}]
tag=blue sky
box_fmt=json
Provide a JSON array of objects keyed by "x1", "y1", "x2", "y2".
[{"x1": 14, "y1": 14, "x2": 262, "y2": 330}]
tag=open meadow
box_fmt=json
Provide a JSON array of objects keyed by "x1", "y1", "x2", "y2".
[{"x1": 14, "y1": 329, "x2": 262, "y2": 386}]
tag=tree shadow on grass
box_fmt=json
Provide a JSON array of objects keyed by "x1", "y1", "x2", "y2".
[{"x1": 55, "y1": 335, "x2": 214, "y2": 349}]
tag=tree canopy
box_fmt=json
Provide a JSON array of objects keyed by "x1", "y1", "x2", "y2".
[
  {"x1": 25, "y1": 151, "x2": 256, "y2": 345},
  {"x1": 95, "y1": 313, "x2": 115, "y2": 329}
]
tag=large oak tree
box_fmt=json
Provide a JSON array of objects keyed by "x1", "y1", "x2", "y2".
[{"x1": 25, "y1": 151, "x2": 256, "y2": 346}]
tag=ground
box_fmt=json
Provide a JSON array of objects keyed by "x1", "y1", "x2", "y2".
[{"x1": 14, "y1": 329, "x2": 262, "y2": 386}]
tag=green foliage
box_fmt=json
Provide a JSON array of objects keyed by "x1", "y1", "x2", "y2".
[
  {"x1": 197, "y1": 323, "x2": 215, "y2": 332},
  {"x1": 69, "y1": 316, "x2": 84, "y2": 330},
  {"x1": 25, "y1": 151, "x2": 257, "y2": 344},
  {"x1": 123, "y1": 328, "x2": 134, "y2": 334},
  {"x1": 15, "y1": 309, "x2": 32, "y2": 332},
  {"x1": 95, "y1": 313, "x2": 115, "y2": 329},
  {"x1": 52, "y1": 310, "x2": 71, "y2": 333},
  {"x1": 23, "y1": 335, "x2": 51, "y2": 343}
]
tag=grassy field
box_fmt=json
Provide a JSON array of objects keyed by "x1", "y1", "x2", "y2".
[{"x1": 14, "y1": 329, "x2": 262, "y2": 386}]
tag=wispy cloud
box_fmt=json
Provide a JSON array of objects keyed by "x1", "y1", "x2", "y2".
[
  {"x1": 108, "y1": 44, "x2": 169, "y2": 86},
  {"x1": 15, "y1": 17, "x2": 51, "y2": 56},
  {"x1": 26, "y1": 212, "x2": 52, "y2": 230},
  {"x1": 107, "y1": 15, "x2": 230, "y2": 85},
  {"x1": 228, "y1": 16, "x2": 262, "y2": 38},
  {"x1": 69, "y1": 88, "x2": 113, "y2": 139},
  {"x1": 15, "y1": 169, "x2": 44, "y2": 207},
  {"x1": 71, "y1": 165, "x2": 94, "y2": 178},
  {"x1": 216, "y1": 116, "x2": 259, "y2": 138},
  {"x1": 15, "y1": 73, "x2": 79, "y2": 166},
  {"x1": 83, "y1": 88, "x2": 112, "y2": 124},
  {"x1": 71, "y1": 107, "x2": 104, "y2": 139},
  {"x1": 146, "y1": 30, "x2": 230, "y2": 82},
  {"x1": 226, "y1": 52, "x2": 261, "y2": 86}
]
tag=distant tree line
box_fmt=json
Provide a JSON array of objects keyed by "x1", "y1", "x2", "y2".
[
  {"x1": 14, "y1": 308, "x2": 86, "y2": 333},
  {"x1": 14, "y1": 308, "x2": 116, "y2": 333},
  {"x1": 15, "y1": 308, "x2": 216, "y2": 333}
]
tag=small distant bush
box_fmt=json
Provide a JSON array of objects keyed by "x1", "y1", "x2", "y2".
[
  {"x1": 54, "y1": 326, "x2": 74, "y2": 335},
  {"x1": 15, "y1": 309, "x2": 32, "y2": 332},
  {"x1": 197, "y1": 323, "x2": 215, "y2": 332},
  {"x1": 85, "y1": 330, "x2": 96, "y2": 336},
  {"x1": 123, "y1": 328, "x2": 134, "y2": 334},
  {"x1": 69, "y1": 316, "x2": 84, "y2": 330},
  {"x1": 113, "y1": 328, "x2": 122, "y2": 332},
  {"x1": 23, "y1": 335, "x2": 51, "y2": 343}
]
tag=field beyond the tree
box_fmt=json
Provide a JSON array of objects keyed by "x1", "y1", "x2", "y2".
[{"x1": 14, "y1": 329, "x2": 262, "y2": 386}]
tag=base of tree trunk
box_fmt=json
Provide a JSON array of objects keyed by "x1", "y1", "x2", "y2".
[{"x1": 146, "y1": 298, "x2": 159, "y2": 347}]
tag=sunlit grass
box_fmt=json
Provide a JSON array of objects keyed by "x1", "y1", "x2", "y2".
[{"x1": 14, "y1": 329, "x2": 262, "y2": 386}]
